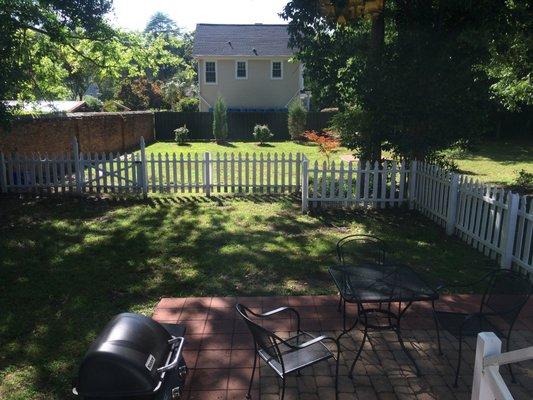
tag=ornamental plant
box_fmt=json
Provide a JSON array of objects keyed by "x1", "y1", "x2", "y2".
[
  {"x1": 288, "y1": 98, "x2": 307, "y2": 140},
  {"x1": 174, "y1": 125, "x2": 189, "y2": 145},
  {"x1": 252, "y1": 124, "x2": 273, "y2": 145},
  {"x1": 212, "y1": 96, "x2": 228, "y2": 143},
  {"x1": 303, "y1": 130, "x2": 340, "y2": 166}
]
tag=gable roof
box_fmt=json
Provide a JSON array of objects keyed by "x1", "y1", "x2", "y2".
[{"x1": 193, "y1": 24, "x2": 294, "y2": 57}]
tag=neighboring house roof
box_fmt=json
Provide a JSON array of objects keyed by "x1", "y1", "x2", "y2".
[
  {"x1": 4, "y1": 100, "x2": 87, "y2": 113},
  {"x1": 193, "y1": 23, "x2": 295, "y2": 57}
]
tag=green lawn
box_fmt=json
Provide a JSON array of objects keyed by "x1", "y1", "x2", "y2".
[
  {"x1": 146, "y1": 139, "x2": 532, "y2": 188},
  {"x1": 0, "y1": 195, "x2": 496, "y2": 399},
  {"x1": 444, "y1": 139, "x2": 532, "y2": 186}
]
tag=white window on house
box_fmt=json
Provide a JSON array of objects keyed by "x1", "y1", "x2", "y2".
[
  {"x1": 235, "y1": 61, "x2": 247, "y2": 79},
  {"x1": 271, "y1": 61, "x2": 283, "y2": 79},
  {"x1": 205, "y1": 61, "x2": 217, "y2": 84}
]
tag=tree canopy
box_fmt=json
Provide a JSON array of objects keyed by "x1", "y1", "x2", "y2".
[
  {"x1": 282, "y1": 0, "x2": 532, "y2": 162},
  {"x1": 0, "y1": 0, "x2": 114, "y2": 124}
]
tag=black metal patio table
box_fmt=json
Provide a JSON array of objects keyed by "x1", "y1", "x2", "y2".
[{"x1": 329, "y1": 263, "x2": 438, "y2": 377}]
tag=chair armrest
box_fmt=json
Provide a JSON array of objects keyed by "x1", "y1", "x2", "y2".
[
  {"x1": 294, "y1": 335, "x2": 326, "y2": 349},
  {"x1": 257, "y1": 307, "x2": 301, "y2": 331},
  {"x1": 435, "y1": 269, "x2": 495, "y2": 292}
]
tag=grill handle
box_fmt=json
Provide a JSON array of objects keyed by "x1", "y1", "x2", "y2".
[{"x1": 157, "y1": 336, "x2": 185, "y2": 373}]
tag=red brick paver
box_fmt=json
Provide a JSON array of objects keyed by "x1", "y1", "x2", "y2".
[{"x1": 153, "y1": 295, "x2": 533, "y2": 400}]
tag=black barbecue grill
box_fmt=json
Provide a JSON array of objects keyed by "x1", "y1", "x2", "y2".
[{"x1": 73, "y1": 313, "x2": 187, "y2": 400}]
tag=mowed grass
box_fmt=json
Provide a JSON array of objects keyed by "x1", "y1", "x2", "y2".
[
  {"x1": 144, "y1": 140, "x2": 349, "y2": 163},
  {"x1": 0, "y1": 194, "x2": 496, "y2": 399},
  {"x1": 443, "y1": 139, "x2": 532, "y2": 186},
  {"x1": 146, "y1": 138, "x2": 532, "y2": 187}
]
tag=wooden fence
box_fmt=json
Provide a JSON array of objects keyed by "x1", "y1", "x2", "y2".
[
  {"x1": 155, "y1": 111, "x2": 336, "y2": 141},
  {"x1": 1, "y1": 138, "x2": 531, "y2": 273}
]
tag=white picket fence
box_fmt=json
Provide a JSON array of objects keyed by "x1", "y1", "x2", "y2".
[
  {"x1": 0, "y1": 138, "x2": 301, "y2": 196},
  {"x1": 1, "y1": 137, "x2": 531, "y2": 273},
  {"x1": 410, "y1": 161, "x2": 532, "y2": 272},
  {"x1": 472, "y1": 332, "x2": 533, "y2": 400},
  {"x1": 301, "y1": 159, "x2": 411, "y2": 210}
]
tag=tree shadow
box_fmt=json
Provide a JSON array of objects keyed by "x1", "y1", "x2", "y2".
[{"x1": 0, "y1": 194, "x2": 496, "y2": 399}]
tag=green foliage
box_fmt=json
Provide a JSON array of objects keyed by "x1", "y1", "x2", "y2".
[
  {"x1": 510, "y1": 169, "x2": 533, "y2": 195},
  {"x1": 176, "y1": 97, "x2": 199, "y2": 112},
  {"x1": 288, "y1": 98, "x2": 307, "y2": 140},
  {"x1": 282, "y1": 0, "x2": 531, "y2": 161},
  {"x1": 252, "y1": 124, "x2": 273, "y2": 144},
  {"x1": 212, "y1": 97, "x2": 228, "y2": 142},
  {"x1": 102, "y1": 100, "x2": 125, "y2": 112},
  {"x1": 145, "y1": 12, "x2": 180, "y2": 35},
  {"x1": 83, "y1": 95, "x2": 103, "y2": 112},
  {"x1": 174, "y1": 125, "x2": 190, "y2": 144},
  {"x1": 162, "y1": 70, "x2": 197, "y2": 110},
  {"x1": 0, "y1": 0, "x2": 113, "y2": 127}
]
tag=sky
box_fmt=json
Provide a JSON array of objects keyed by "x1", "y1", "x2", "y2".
[{"x1": 109, "y1": 0, "x2": 289, "y2": 32}]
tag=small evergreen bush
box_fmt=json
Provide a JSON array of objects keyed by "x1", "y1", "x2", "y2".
[
  {"x1": 174, "y1": 125, "x2": 189, "y2": 144},
  {"x1": 212, "y1": 96, "x2": 228, "y2": 142},
  {"x1": 252, "y1": 124, "x2": 273, "y2": 144},
  {"x1": 288, "y1": 98, "x2": 307, "y2": 140},
  {"x1": 176, "y1": 97, "x2": 199, "y2": 112}
]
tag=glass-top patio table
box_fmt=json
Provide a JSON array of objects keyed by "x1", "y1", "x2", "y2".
[{"x1": 329, "y1": 263, "x2": 438, "y2": 377}]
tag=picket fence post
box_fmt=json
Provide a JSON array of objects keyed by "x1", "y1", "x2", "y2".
[
  {"x1": 72, "y1": 137, "x2": 83, "y2": 193},
  {"x1": 500, "y1": 192, "x2": 520, "y2": 268},
  {"x1": 301, "y1": 156, "x2": 309, "y2": 213},
  {"x1": 471, "y1": 332, "x2": 504, "y2": 400},
  {"x1": 446, "y1": 173, "x2": 460, "y2": 235},
  {"x1": 0, "y1": 152, "x2": 7, "y2": 193},
  {"x1": 139, "y1": 137, "x2": 148, "y2": 197},
  {"x1": 408, "y1": 160, "x2": 418, "y2": 210},
  {"x1": 204, "y1": 152, "x2": 211, "y2": 196}
]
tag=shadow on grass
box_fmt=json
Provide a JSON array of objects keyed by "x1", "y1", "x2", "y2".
[{"x1": 0, "y1": 194, "x2": 496, "y2": 399}]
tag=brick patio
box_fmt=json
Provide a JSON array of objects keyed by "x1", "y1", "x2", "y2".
[{"x1": 152, "y1": 295, "x2": 533, "y2": 400}]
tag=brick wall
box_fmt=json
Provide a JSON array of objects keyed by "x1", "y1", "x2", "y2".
[{"x1": 0, "y1": 111, "x2": 155, "y2": 154}]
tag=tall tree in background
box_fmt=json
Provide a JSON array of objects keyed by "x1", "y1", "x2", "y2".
[
  {"x1": 283, "y1": 0, "x2": 531, "y2": 162},
  {"x1": 0, "y1": 0, "x2": 113, "y2": 126},
  {"x1": 144, "y1": 12, "x2": 180, "y2": 36}
]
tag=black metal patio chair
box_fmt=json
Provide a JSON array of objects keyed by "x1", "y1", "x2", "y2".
[
  {"x1": 336, "y1": 234, "x2": 388, "y2": 311},
  {"x1": 236, "y1": 304, "x2": 340, "y2": 400},
  {"x1": 432, "y1": 268, "x2": 532, "y2": 387}
]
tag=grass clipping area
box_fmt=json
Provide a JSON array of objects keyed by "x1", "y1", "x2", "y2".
[{"x1": 0, "y1": 195, "x2": 494, "y2": 399}]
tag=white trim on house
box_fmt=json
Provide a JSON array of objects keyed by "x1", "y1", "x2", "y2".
[
  {"x1": 204, "y1": 60, "x2": 218, "y2": 85},
  {"x1": 234, "y1": 60, "x2": 248, "y2": 80},
  {"x1": 271, "y1": 60, "x2": 283, "y2": 80}
]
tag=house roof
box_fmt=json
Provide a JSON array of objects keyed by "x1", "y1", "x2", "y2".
[
  {"x1": 4, "y1": 100, "x2": 86, "y2": 113},
  {"x1": 193, "y1": 24, "x2": 295, "y2": 57}
]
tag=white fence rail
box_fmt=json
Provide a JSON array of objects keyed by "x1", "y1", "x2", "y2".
[
  {"x1": 472, "y1": 332, "x2": 533, "y2": 400},
  {"x1": 301, "y1": 159, "x2": 411, "y2": 211},
  {"x1": 1, "y1": 138, "x2": 531, "y2": 272}
]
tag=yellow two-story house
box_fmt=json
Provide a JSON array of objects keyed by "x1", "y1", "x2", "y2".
[{"x1": 193, "y1": 23, "x2": 305, "y2": 112}]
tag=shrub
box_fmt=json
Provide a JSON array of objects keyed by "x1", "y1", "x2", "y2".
[
  {"x1": 176, "y1": 97, "x2": 199, "y2": 112},
  {"x1": 174, "y1": 125, "x2": 189, "y2": 145},
  {"x1": 212, "y1": 96, "x2": 228, "y2": 142},
  {"x1": 252, "y1": 124, "x2": 273, "y2": 144},
  {"x1": 83, "y1": 95, "x2": 103, "y2": 112},
  {"x1": 288, "y1": 98, "x2": 307, "y2": 140},
  {"x1": 510, "y1": 169, "x2": 533, "y2": 195},
  {"x1": 303, "y1": 130, "x2": 340, "y2": 165}
]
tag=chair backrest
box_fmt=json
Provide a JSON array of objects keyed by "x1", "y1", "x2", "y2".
[
  {"x1": 236, "y1": 304, "x2": 283, "y2": 365},
  {"x1": 481, "y1": 269, "x2": 532, "y2": 325},
  {"x1": 336, "y1": 234, "x2": 387, "y2": 266}
]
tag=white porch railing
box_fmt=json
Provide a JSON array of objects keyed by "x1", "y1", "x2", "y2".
[{"x1": 471, "y1": 332, "x2": 533, "y2": 400}]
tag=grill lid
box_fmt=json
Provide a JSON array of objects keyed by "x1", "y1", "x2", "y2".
[{"x1": 75, "y1": 313, "x2": 174, "y2": 397}]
